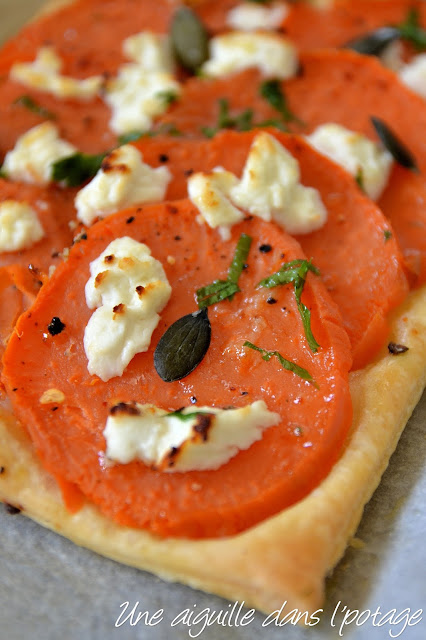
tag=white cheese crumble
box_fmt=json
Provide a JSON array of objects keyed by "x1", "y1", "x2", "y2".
[
  {"x1": 2, "y1": 122, "x2": 76, "y2": 185},
  {"x1": 188, "y1": 132, "x2": 327, "y2": 236},
  {"x1": 103, "y1": 400, "x2": 280, "y2": 472},
  {"x1": 0, "y1": 200, "x2": 44, "y2": 252},
  {"x1": 307, "y1": 123, "x2": 393, "y2": 201},
  {"x1": 75, "y1": 144, "x2": 171, "y2": 226},
  {"x1": 123, "y1": 31, "x2": 174, "y2": 73},
  {"x1": 10, "y1": 47, "x2": 102, "y2": 100},
  {"x1": 201, "y1": 32, "x2": 298, "y2": 79},
  {"x1": 187, "y1": 169, "x2": 243, "y2": 241},
  {"x1": 104, "y1": 65, "x2": 181, "y2": 134},
  {"x1": 104, "y1": 30, "x2": 180, "y2": 135},
  {"x1": 399, "y1": 53, "x2": 426, "y2": 99},
  {"x1": 84, "y1": 237, "x2": 171, "y2": 381},
  {"x1": 226, "y1": 2, "x2": 289, "y2": 32}
]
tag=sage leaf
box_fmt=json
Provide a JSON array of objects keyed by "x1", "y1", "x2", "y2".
[
  {"x1": 171, "y1": 7, "x2": 209, "y2": 72},
  {"x1": 344, "y1": 27, "x2": 400, "y2": 56},
  {"x1": 154, "y1": 308, "x2": 211, "y2": 382},
  {"x1": 371, "y1": 116, "x2": 419, "y2": 172}
]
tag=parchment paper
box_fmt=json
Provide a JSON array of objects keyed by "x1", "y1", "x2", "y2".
[{"x1": 0, "y1": 2, "x2": 425, "y2": 638}]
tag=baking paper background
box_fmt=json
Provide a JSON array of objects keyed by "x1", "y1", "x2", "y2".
[{"x1": 0, "y1": 2, "x2": 425, "y2": 638}]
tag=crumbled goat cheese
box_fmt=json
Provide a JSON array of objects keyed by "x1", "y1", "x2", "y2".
[
  {"x1": 0, "y1": 200, "x2": 44, "y2": 252},
  {"x1": 399, "y1": 53, "x2": 426, "y2": 99},
  {"x1": 104, "y1": 400, "x2": 280, "y2": 471},
  {"x1": 2, "y1": 122, "x2": 76, "y2": 185},
  {"x1": 187, "y1": 169, "x2": 243, "y2": 240},
  {"x1": 226, "y1": 2, "x2": 289, "y2": 32},
  {"x1": 123, "y1": 31, "x2": 174, "y2": 72},
  {"x1": 189, "y1": 132, "x2": 327, "y2": 236},
  {"x1": 84, "y1": 237, "x2": 171, "y2": 381},
  {"x1": 10, "y1": 47, "x2": 102, "y2": 100},
  {"x1": 104, "y1": 31, "x2": 180, "y2": 134},
  {"x1": 307, "y1": 123, "x2": 393, "y2": 201},
  {"x1": 201, "y1": 31, "x2": 298, "y2": 79},
  {"x1": 75, "y1": 144, "x2": 171, "y2": 226}
]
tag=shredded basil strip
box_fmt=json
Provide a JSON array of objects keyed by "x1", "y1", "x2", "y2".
[
  {"x1": 259, "y1": 79, "x2": 302, "y2": 127},
  {"x1": 156, "y1": 90, "x2": 178, "y2": 106},
  {"x1": 244, "y1": 341, "x2": 316, "y2": 385},
  {"x1": 396, "y1": 8, "x2": 426, "y2": 50},
  {"x1": 155, "y1": 122, "x2": 182, "y2": 137},
  {"x1": 201, "y1": 96, "x2": 295, "y2": 138},
  {"x1": 197, "y1": 233, "x2": 252, "y2": 308},
  {"x1": 201, "y1": 98, "x2": 254, "y2": 138},
  {"x1": 166, "y1": 409, "x2": 212, "y2": 421},
  {"x1": 228, "y1": 233, "x2": 252, "y2": 283},
  {"x1": 117, "y1": 130, "x2": 144, "y2": 145},
  {"x1": 197, "y1": 280, "x2": 240, "y2": 307},
  {"x1": 355, "y1": 167, "x2": 365, "y2": 191},
  {"x1": 384, "y1": 229, "x2": 393, "y2": 242},
  {"x1": 51, "y1": 151, "x2": 105, "y2": 187},
  {"x1": 258, "y1": 259, "x2": 320, "y2": 352},
  {"x1": 13, "y1": 95, "x2": 56, "y2": 120},
  {"x1": 371, "y1": 116, "x2": 419, "y2": 172},
  {"x1": 255, "y1": 118, "x2": 288, "y2": 131}
]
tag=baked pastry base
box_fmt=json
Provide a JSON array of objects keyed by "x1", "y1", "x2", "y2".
[{"x1": 1, "y1": 287, "x2": 425, "y2": 616}]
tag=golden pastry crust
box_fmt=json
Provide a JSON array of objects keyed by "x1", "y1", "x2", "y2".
[
  {"x1": 0, "y1": 0, "x2": 425, "y2": 619},
  {"x1": 1, "y1": 286, "x2": 425, "y2": 615}
]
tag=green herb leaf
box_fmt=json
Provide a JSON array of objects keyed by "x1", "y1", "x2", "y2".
[
  {"x1": 344, "y1": 27, "x2": 400, "y2": 56},
  {"x1": 371, "y1": 116, "x2": 419, "y2": 172},
  {"x1": 259, "y1": 79, "x2": 302, "y2": 127},
  {"x1": 255, "y1": 118, "x2": 288, "y2": 131},
  {"x1": 227, "y1": 233, "x2": 252, "y2": 283},
  {"x1": 355, "y1": 167, "x2": 365, "y2": 191},
  {"x1": 197, "y1": 234, "x2": 252, "y2": 308},
  {"x1": 156, "y1": 90, "x2": 178, "y2": 106},
  {"x1": 156, "y1": 122, "x2": 182, "y2": 137},
  {"x1": 258, "y1": 259, "x2": 320, "y2": 352},
  {"x1": 200, "y1": 126, "x2": 217, "y2": 139},
  {"x1": 396, "y1": 8, "x2": 426, "y2": 50},
  {"x1": 201, "y1": 96, "x2": 293, "y2": 138},
  {"x1": 171, "y1": 7, "x2": 209, "y2": 72},
  {"x1": 51, "y1": 151, "x2": 105, "y2": 187},
  {"x1": 197, "y1": 280, "x2": 240, "y2": 308},
  {"x1": 0, "y1": 168, "x2": 7, "y2": 180},
  {"x1": 117, "y1": 130, "x2": 144, "y2": 145},
  {"x1": 13, "y1": 95, "x2": 56, "y2": 120},
  {"x1": 166, "y1": 408, "x2": 212, "y2": 421},
  {"x1": 243, "y1": 341, "x2": 316, "y2": 385},
  {"x1": 201, "y1": 98, "x2": 254, "y2": 138},
  {"x1": 258, "y1": 259, "x2": 319, "y2": 288},
  {"x1": 383, "y1": 229, "x2": 393, "y2": 242},
  {"x1": 154, "y1": 308, "x2": 211, "y2": 382}
]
